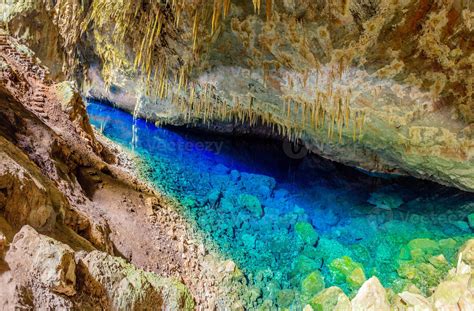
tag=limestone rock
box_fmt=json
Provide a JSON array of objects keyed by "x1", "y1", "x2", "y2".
[
  {"x1": 367, "y1": 191, "x2": 404, "y2": 210},
  {"x1": 5, "y1": 225, "x2": 76, "y2": 296},
  {"x1": 397, "y1": 291, "x2": 432, "y2": 310},
  {"x1": 430, "y1": 278, "x2": 474, "y2": 310},
  {"x1": 329, "y1": 256, "x2": 366, "y2": 290},
  {"x1": 277, "y1": 289, "x2": 295, "y2": 308},
  {"x1": 459, "y1": 239, "x2": 474, "y2": 266},
  {"x1": 301, "y1": 270, "x2": 325, "y2": 299},
  {"x1": 310, "y1": 286, "x2": 351, "y2": 311},
  {"x1": 467, "y1": 214, "x2": 474, "y2": 229},
  {"x1": 295, "y1": 221, "x2": 319, "y2": 245},
  {"x1": 351, "y1": 277, "x2": 390, "y2": 311},
  {"x1": 238, "y1": 194, "x2": 263, "y2": 218},
  {"x1": 54, "y1": 81, "x2": 96, "y2": 139},
  {"x1": 0, "y1": 145, "x2": 58, "y2": 231},
  {"x1": 5, "y1": 0, "x2": 474, "y2": 193},
  {"x1": 78, "y1": 250, "x2": 194, "y2": 310}
]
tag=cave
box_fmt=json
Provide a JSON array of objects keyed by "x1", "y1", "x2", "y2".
[{"x1": 0, "y1": 0, "x2": 473, "y2": 310}]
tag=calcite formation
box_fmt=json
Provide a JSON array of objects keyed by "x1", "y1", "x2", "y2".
[{"x1": 3, "y1": 0, "x2": 473, "y2": 191}]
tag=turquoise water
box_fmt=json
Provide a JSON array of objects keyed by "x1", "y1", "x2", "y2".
[{"x1": 87, "y1": 100, "x2": 474, "y2": 307}]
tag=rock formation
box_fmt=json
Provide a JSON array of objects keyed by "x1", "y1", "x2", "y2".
[
  {"x1": 2, "y1": 225, "x2": 193, "y2": 310},
  {"x1": 2, "y1": 0, "x2": 473, "y2": 191},
  {"x1": 0, "y1": 1, "x2": 473, "y2": 310},
  {"x1": 0, "y1": 31, "x2": 241, "y2": 309}
]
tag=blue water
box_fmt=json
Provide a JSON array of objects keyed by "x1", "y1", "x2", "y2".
[{"x1": 87, "y1": 100, "x2": 474, "y2": 307}]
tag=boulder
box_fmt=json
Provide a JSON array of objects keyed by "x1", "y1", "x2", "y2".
[
  {"x1": 290, "y1": 255, "x2": 320, "y2": 279},
  {"x1": 310, "y1": 286, "x2": 351, "y2": 311},
  {"x1": 459, "y1": 239, "x2": 474, "y2": 266},
  {"x1": 5, "y1": 225, "x2": 76, "y2": 296},
  {"x1": 295, "y1": 221, "x2": 319, "y2": 246},
  {"x1": 329, "y1": 256, "x2": 366, "y2": 290},
  {"x1": 400, "y1": 238, "x2": 440, "y2": 261},
  {"x1": 78, "y1": 250, "x2": 194, "y2": 310},
  {"x1": 397, "y1": 291, "x2": 432, "y2": 310},
  {"x1": 301, "y1": 271, "x2": 325, "y2": 299},
  {"x1": 238, "y1": 194, "x2": 263, "y2": 218},
  {"x1": 430, "y1": 278, "x2": 474, "y2": 310},
  {"x1": 0, "y1": 148, "x2": 57, "y2": 231},
  {"x1": 367, "y1": 190, "x2": 404, "y2": 210},
  {"x1": 467, "y1": 213, "x2": 474, "y2": 229},
  {"x1": 351, "y1": 277, "x2": 390, "y2": 311},
  {"x1": 276, "y1": 289, "x2": 295, "y2": 308}
]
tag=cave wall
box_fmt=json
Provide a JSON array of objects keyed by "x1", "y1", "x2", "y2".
[{"x1": 4, "y1": 0, "x2": 473, "y2": 191}]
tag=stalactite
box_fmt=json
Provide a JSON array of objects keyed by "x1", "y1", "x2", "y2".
[
  {"x1": 265, "y1": 0, "x2": 272, "y2": 21},
  {"x1": 224, "y1": 0, "x2": 231, "y2": 18},
  {"x1": 252, "y1": 0, "x2": 261, "y2": 15},
  {"x1": 178, "y1": 66, "x2": 186, "y2": 93},
  {"x1": 175, "y1": 6, "x2": 181, "y2": 27},
  {"x1": 287, "y1": 99, "x2": 291, "y2": 118},
  {"x1": 193, "y1": 11, "x2": 200, "y2": 52},
  {"x1": 302, "y1": 70, "x2": 309, "y2": 88},
  {"x1": 211, "y1": 0, "x2": 222, "y2": 35},
  {"x1": 359, "y1": 111, "x2": 366, "y2": 141},
  {"x1": 321, "y1": 108, "x2": 326, "y2": 129},
  {"x1": 330, "y1": 109, "x2": 336, "y2": 139},
  {"x1": 302, "y1": 101, "x2": 306, "y2": 127},
  {"x1": 353, "y1": 113, "x2": 357, "y2": 142}
]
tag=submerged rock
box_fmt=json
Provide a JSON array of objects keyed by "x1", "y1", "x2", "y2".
[
  {"x1": 238, "y1": 194, "x2": 263, "y2": 218},
  {"x1": 290, "y1": 255, "x2": 320, "y2": 280},
  {"x1": 467, "y1": 213, "x2": 474, "y2": 229},
  {"x1": 295, "y1": 221, "x2": 319, "y2": 246},
  {"x1": 329, "y1": 256, "x2": 366, "y2": 290},
  {"x1": 276, "y1": 289, "x2": 295, "y2": 308},
  {"x1": 402, "y1": 238, "x2": 440, "y2": 260},
  {"x1": 367, "y1": 191, "x2": 404, "y2": 210},
  {"x1": 301, "y1": 271, "x2": 325, "y2": 300},
  {"x1": 211, "y1": 164, "x2": 230, "y2": 175}
]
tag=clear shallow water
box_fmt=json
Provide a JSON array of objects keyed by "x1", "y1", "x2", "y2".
[{"x1": 87, "y1": 100, "x2": 474, "y2": 307}]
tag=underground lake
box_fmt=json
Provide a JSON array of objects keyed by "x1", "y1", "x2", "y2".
[{"x1": 87, "y1": 99, "x2": 474, "y2": 307}]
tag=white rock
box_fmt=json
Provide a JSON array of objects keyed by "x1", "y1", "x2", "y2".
[
  {"x1": 398, "y1": 291, "x2": 432, "y2": 310},
  {"x1": 224, "y1": 260, "x2": 236, "y2": 273},
  {"x1": 5, "y1": 225, "x2": 76, "y2": 296},
  {"x1": 351, "y1": 277, "x2": 390, "y2": 311}
]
